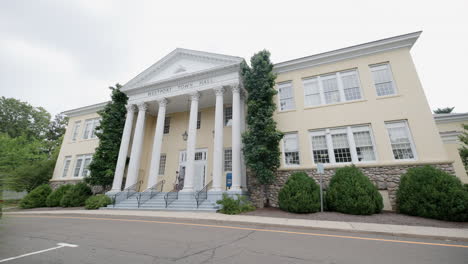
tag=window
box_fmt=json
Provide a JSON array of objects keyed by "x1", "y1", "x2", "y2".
[
  {"x1": 370, "y1": 63, "x2": 396, "y2": 96},
  {"x1": 82, "y1": 118, "x2": 100, "y2": 139},
  {"x1": 283, "y1": 133, "x2": 300, "y2": 165},
  {"x1": 224, "y1": 149, "x2": 232, "y2": 171},
  {"x1": 73, "y1": 154, "x2": 93, "y2": 177},
  {"x1": 158, "y1": 154, "x2": 166, "y2": 175},
  {"x1": 62, "y1": 156, "x2": 72, "y2": 177},
  {"x1": 197, "y1": 112, "x2": 201, "y2": 129},
  {"x1": 164, "y1": 116, "x2": 170, "y2": 134},
  {"x1": 224, "y1": 106, "x2": 232, "y2": 126},
  {"x1": 310, "y1": 125, "x2": 376, "y2": 164},
  {"x1": 385, "y1": 121, "x2": 416, "y2": 160},
  {"x1": 278, "y1": 82, "x2": 295, "y2": 111},
  {"x1": 302, "y1": 69, "x2": 363, "y2": 107},
  {"x1": 71, "y1": 121, "x2": 81, "y2": 141}
]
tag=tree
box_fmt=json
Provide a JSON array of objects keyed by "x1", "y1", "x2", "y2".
[
  {"x1": 86, "y1": 84, "x2": 127, "y2": 190},
  {"x1": 241, "y1": 50, "x2": 283, "y2": 207},
  {"x1": 434, "y1": 107, "x2": 455, "y2": 114},
  {"x1": 459, "y1": 124, "x2": 468, "y2": 171},
  {"x1": 44, "y1": 114, "x2": 68, "y2": 158}
]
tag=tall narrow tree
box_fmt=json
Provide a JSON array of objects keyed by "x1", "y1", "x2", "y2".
[
  {"x1": 242, "y1": 50, "x2": 283, "y2": 207},
  {"x1": 86, "y1": 84, "x2": 128, "y2": 190},
  {"x1": 459, "y1": 124, "x2": 468, "y2": 171}
]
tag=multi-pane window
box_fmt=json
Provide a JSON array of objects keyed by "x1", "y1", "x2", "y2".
[
  {"x1": 370, "y1": 63, "x2": 396, "y2": 96},
  {"x1": 385, "y1": 121, "x2": 416, "y2": 160},
  {"x1": 310, "y1": 125, "x2": 376, "y2": 164},
  {"x1": 302, "y1": 69, "x2": 362, "y2": 107},
  {"x1": 283, "y1": 133, "x2": 300, "y2": 165},
  {"x1": 73, "y1": 154, "x2": 93, "y2": 177},
  {"x1": 82, "y1": 118, "x2": 100, "y2": 139},
  {"x1": 71, "y1": 121, "x2": 81, "y2": 141},
  {"x1": 197, "y1": 112, "x2": 201, "y2": 129},
  {"x1": 224, "y1": 106, "x2": 232, "y2": 126},
  {"x1": 62, "y1": 156, "x2": 72, "y2": 177},
  {"x1": 224, "y1": 149, "x2": 232, "y2": 171},
  {"x1": 278, "y1": 82, "x2": 295, "y2": 111},
  {"x1": 164, "y1": 117, "x2": 170, "y2": 134},
  {"x1": 158, "y1": 154, "x2": 166, "y2": 175}
]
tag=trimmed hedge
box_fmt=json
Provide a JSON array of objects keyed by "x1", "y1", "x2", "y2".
[
  {"x1": 216, "y1": 194, "x2": 255, "y2": 215},
  {"x1": 85, "y1": 194, "x2": 112, "y2": 210},
  {"x1": 326, "y1": 166, "x2": 383, "y2": 215},
  {"x1": 60, "y1": 182, "x2": 92, "y2": 207},
  {"x1": 397, "y1": 166, "x2": 468, "y2": 222},
  {"x1": 278, "y1": 171, "x2": 321, "y2": 213},
  {"x1": 19, "y1": 184, "x2": 52, "y2": 209},
  {"x1": 46, "y1": 184, "x2": 73, "y2": 207}
]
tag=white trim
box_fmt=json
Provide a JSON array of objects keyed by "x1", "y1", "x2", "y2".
[
  {"x1": 433, "y1": 112, "x2": 468, "y2": 124},
  {"x1": 385, "y1": 120, "x2": 418, "y2": 161},
  {"x1": 277, "y1": 81, "x2": 295, "y2": 111},
  {"x1": 62, "y1": 102, "x2": 108, "y2": 117},
  {"x1": 282, "y1": 132, "x2": 301, "y2": 167},
  {"x1": 61, "y1": 156, "x2": 72, "y2": 178},
  {"x1": 370, "y1": 62, "x2": 398, "y2": 96}
]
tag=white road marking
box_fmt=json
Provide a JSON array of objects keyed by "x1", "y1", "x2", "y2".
[{"x1": 0, "y1": 243, "x2": 78, "y2": 263}]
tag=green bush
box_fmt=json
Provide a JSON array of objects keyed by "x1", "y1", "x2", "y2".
[
  {"x1": 278, "y1": 171, "x2": 321, "y2": 213},
  {"x1": 397, "y1": 166, "x2": 468, "y2": 222},
  {"x1": 46, "y1": 184, "x2": 73, "y2": 207},
  {"x1": 326, "y1": 166, "x2": 383, "y2": 215},
  {"x1": 19, "y1": 184, "x2": 52, "y2": 209},
  {"x1": 85, "y1": 194, "x2": 112, "y2": 210},
  {"x1": 60, "y1": 182, "x2": 92, "y2": 207},
  {"x1": 217, "y1": 193, "x2": 255, "y2": 215}
]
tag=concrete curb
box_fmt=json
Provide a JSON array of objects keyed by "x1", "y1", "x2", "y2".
[{"x1": 5, "y1": 210, "x2": 468, "y2": 242}]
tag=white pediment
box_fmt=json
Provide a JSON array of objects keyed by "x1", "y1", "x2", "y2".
[{"x1": 123, "y1": 48, "x2": 243, "y2": 91}]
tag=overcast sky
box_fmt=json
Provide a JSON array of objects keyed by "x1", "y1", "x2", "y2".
[{"x1": 1, "y1": 0, "x2": 467, "y2": 116}]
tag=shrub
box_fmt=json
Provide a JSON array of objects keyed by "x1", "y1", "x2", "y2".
[
  {"x1": 19, "y1": 184, "x2": 52, "y2": 209},
  {"x1": 217, "y1": 194, "x2": 255, "y2": 215},
  {"x1": 326, "y1": 166, "x2": 383, "y2": 215},
  {"x1": 278, "y1": 171, "x2": 321, "y2": 213},
  {"x1": 46, "y1": 184, "x2": 73, "y2": 207},
  {"x1": 397, "y1": 166, "x2": 468, "y2": 222},
  {"x1": 85, "y1": 194, "x2": 112, "y2": 210},
  {"x1": 60, "y1": 182, "x2": 92, "y2": 207}
]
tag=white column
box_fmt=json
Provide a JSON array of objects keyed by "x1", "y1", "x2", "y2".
[
  {"x1": 111, "y1": 104, "x2": 136, "y2": 191},
  {"x1": 147, "y1": 98, "x2": 168, "y2": 189},
  {"x1": 240, "y1": 92, "x2": 247, "y2": 190},
  {"x1": 124, "y1": 102, "x2": 148, "y2": 189},
  {"x1": 211, "y1": 87, "x2": 224, "y2": 191},
  {"x1": 181, "y1": 92, "x2": 200, "y2": 193},
  {"x1": 231, "y1": 85, "x2": 242, "y2": 191}
]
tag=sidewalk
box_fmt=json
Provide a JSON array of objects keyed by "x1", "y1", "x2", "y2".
[{"x1": 5, "y1": 209, "x2": 468, "y2": 242}]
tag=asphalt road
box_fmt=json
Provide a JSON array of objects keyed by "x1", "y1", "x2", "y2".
[{"x1": 0, "y1": 214, "x2": 467, "y2": 264}]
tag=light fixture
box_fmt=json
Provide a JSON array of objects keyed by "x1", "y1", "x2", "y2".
[{"x1": 182, "y1": 131, "x2": 188, "y2": 141}]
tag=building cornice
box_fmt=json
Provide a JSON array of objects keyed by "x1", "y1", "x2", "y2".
[
  {"x1": 62, "y1": 101, "x2": 108, "y2": 117},
  {"x1": 434, "y1": 113, "x2": 468, "y2": 124},
  {"x1": 273, "y1": 31, "x2": 422, "y2": 74}
]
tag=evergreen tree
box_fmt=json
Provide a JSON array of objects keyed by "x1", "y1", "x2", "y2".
[
  {"x1": 86, "y1": 84, "x2": 128, "y2": 190},
  {"x1": 459, "y1": 124, "x2": 468, "y2": 171},
  {"x1": 241, "y1": 50, "x2": 283, "y2": 206},
  {"x1": 433, "y1": 107, "x2": 455, "y2": 114}
]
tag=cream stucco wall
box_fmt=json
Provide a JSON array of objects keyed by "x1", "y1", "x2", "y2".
[
  {"x1": 51, "y1": 112, "x2": 101, "y2": 182},
  {"x1": 274, "y1": 47, "x2": 449, "y2": 170}
]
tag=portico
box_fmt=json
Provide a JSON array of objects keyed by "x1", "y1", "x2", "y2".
[{"x1": 109, "y1": 49, "x2": 247, "y2": 203}]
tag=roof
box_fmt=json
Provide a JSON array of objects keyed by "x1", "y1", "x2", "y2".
[
  {"x1": 62, "y1": 101, "x2": 109, "y2": 117},
  {"x1": 433, "y1": 113, "x2": 468, "y2": 124}
]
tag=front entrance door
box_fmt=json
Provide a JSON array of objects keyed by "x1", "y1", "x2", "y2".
[{"x1": 179, "y1": 149, "x2": 207, "y2": 192}]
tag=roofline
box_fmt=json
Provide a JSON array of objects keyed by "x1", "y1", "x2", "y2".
[
  {"x1": 433, "y1": 112, "x2": 468, "y2": 124},
  {"x1": 62, "y1": 101, "x2": 109, "y2": 117},
  {"x1": 273, "y1": 31, "x2": 422, "y2": 74}
]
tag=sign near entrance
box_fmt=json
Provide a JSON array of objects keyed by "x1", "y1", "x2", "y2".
[
  {"x1": 147, "y1": 78, "x2": 213, "y2": 97},
  {"x1": 226, "y1": 173, "x2": 232, "y2": 189}
]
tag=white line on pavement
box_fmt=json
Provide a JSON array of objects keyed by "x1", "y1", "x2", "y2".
[{"x1": 0, "y1": 243, "x2": 78, "y2": 263}]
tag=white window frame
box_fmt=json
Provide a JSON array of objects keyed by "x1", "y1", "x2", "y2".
[
  {"x1": 61, "y1": 156, "x2": 72, "y2": 178},
  {"x1": 277, "y1": 81, "x2": 295, "y2": 111},
  {"x1": 385, "y1": 120, "x2": 417, "y2": 161},
  {"x1": 71, "y1": 121, "x2": 81, "y2": 141},
  {"x1": 197, "y1": 112, "x2": 201, "y2": 129},
  {"x1": 224, "y1": 148, "x2": 232, "y2": 172},
  {"x1": 302, "y1": 69, "x2": 363, "y2": 107},
  {"x1": 370, "y1": 63, "x2": 397, "y2": 97},
  {"x1": 282, "y1": 132, "x2": 301, "y2": 166},
  {"x1": 224, "y1": 106, "x2": 232, "y2": 126},
  {"x1": 158, "y1": 154, "x2": 166, "y2": 175},
  {"x1": 73, "y1": 154, "x2": 93, "y2": 178},
  {"x1": 309, "y1": 124, "x2": 377, "y2": 165},
  {"x1": 82, "y1": 118, "x2": 100, "y2": 140},
  {"x1": 164, "y1": 116, "x2": 170, "y2": 134}
]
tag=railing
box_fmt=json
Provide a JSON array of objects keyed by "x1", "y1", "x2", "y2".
[
  {"x1": 112, "y1": 180, "x2": 143, "y2": 207},
  {"x1": 195, "y1": 181, "x2": 212, "y2": 208},
  {"x1": 136, "y1": 180, "x2": 165, "y2": 208},
  {"x1": 164, "y1": 188, "x2": 179, "y2": 208}
]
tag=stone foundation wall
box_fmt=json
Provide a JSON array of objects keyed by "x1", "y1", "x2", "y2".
[
  {"x1": 49, "y1": 180, "x2": 108, "y2": 194},
  {"x1": 247, "y1": 163, "x2": 455, "y2": 210}
]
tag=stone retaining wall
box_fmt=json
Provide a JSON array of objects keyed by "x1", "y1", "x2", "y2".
[{"x1": 247, "y1": 163, "x2": 455, "y2": 210}]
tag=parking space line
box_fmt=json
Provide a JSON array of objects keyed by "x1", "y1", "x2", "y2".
[{"x1": 0, "y1": 243, "x2": 78, "y2": 263}]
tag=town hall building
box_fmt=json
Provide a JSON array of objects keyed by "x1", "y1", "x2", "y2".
[{"x1": 50, "y1": 32, "x2": 466, "y2": 211}]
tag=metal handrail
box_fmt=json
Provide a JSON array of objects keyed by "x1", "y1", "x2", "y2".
[
  {"x1": 195, "y1": 181, "x2": 212, "y2": 208},
  {"x1": 136, "y1": 180, "x2": 165, "y2": 208},
  {"x1": 112, "y1": 180, "x2": 143, "y2": 207},
  {"x1": 164, "y1": 188, "x2": 179, "y2": 208}
]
